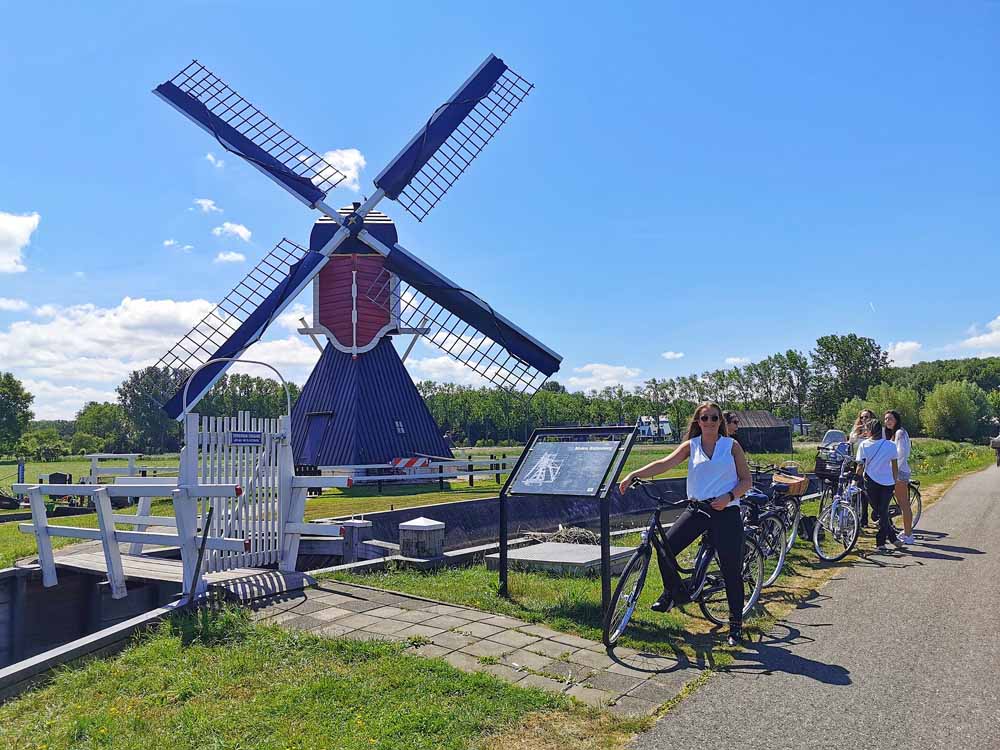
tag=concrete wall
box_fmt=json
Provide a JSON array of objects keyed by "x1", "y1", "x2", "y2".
[{"x1": 0, "y1": 566, "x2": 179, "y2": 669}]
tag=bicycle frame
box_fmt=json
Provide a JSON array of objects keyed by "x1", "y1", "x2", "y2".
[{"x1": 640, "y1": 501, "x2": 719, "y2": 601}]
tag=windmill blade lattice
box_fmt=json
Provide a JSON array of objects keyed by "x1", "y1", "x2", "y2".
[
  {"x1": 156, "y1": 239, "x2": 322, "y2": 418},
  {"x1": 155, "y1": 61, "x2": 346, "y2": 208},
  {"x1": 374, "y1": 55, "x2": 533, "y2": 222}
]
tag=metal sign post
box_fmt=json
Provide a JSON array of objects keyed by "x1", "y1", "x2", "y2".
[{"x1": 497, "y1": 425, "x2": 638, "y2": 613}]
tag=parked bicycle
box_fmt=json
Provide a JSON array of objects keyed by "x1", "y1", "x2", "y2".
[
  {"x1": 742, "y1": 488, "x2": 788, "y2": 587},
  {"x1": 749, "y1": 462, "x2": 805, "y2": 554},
  {"x1": 603, "y1": 479, "x2": 765, "y2": 647},
  {"x1": 812, "y1": 453, "x2": 861, "y2": 562}
]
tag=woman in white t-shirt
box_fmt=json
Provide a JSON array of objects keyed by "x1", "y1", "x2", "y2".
[
  {"x1": 855, "y1": 417, "x2": 900, "y2": 552},
  {"x1": 884, "y1": 410, "x2": 914, "y2": 544},
  {"x1": 619, "y1": 402, "x2": 752, "y2": 645}
]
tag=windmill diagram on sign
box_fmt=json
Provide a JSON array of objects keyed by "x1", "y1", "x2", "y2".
[
  {"x1": 521, "y1": 452, "x2": 563, "y2": 486},
  {"x1": 151, "y1": 55, "x2": 562, "y2": 467}
]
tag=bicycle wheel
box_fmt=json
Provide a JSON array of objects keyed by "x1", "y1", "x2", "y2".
[
  {"x1": 812, "y1": 503, "x2": 859, "y2": 562},
  {"x1": 758, "y1": 517, "x2": 788, "y2": 587},
  {"x1": 816, "y1": 485, "x2": 833, "y2": 519},
  {"x1": 699, "y1": 538, "x2": 765, "y2": 626},
  {"x1": 782, "y1": 498, "x2": 801, "y2": 553},
  {"x1": 603, "y1": 545, "x2": 652, "y2": 647}
]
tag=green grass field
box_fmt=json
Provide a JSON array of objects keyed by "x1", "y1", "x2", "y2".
[{"x1": 0, "y1": 606, "x2": 622, "y2": 750}]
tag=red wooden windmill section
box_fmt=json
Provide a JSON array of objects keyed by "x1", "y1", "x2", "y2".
[{"x1": 315, "y1": 254, "x2": 393, "y2": 352}]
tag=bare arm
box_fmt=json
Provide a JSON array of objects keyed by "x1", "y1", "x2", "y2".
[
  {"x1": 618, "y1": 441, "x2": 691, "y2": 494},
  {"x1": 711, "y1": 442, "x2": 753, "y2": 510}
]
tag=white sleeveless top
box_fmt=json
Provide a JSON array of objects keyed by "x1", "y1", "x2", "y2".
[{"x1": 688, "y1": 436, "x2": 740, "y2": 508}]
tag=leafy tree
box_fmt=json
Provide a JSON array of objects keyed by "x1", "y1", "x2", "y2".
[
  {"x1": 864, "y1": 383, "x2": 922, "y2": 435},
  {"x1": 776, "y1": 350, "x2": 811, "y2": 431},
  {"x1": 920, "y1": 381, "x2": 992, "y2": 441},
  {"x1": 199, "y1": 374, "x2": 301, "y2": 419},
  {"x1": 117, "y1": 367, "x2": 187, "y2": 454},
  {"x1": 76, "y1": 401, "x2": 129, "y2": 452},
  {"x1": 0, "y1": 372, "x2": 34, "y2": 455},
  {"x1": 835, "y1": 396, "x2": 867, "y2": 434},
  {"x1": 15, "y1": 428, "x2": 67, "y2": 461},
  {"x1": 28, "y1": 419, "x2": 75, "y2": 440},
  {"x1": 70, "y1": 432, "x2": 105, "y2": 455},
  {"x1": 809, "y1": 334, "x2": 890, "y2": 422}
]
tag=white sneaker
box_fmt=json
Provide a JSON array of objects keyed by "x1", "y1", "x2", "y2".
[{"x1": 900, "y1": 534, "x2": 916, "y2": 545}]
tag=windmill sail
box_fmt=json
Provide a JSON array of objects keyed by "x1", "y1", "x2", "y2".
[
  {"x1": 154, "y1": 61, "x2": 346, "y2": 208},
  {"x1": 366, "y1": 242, "x2": 561, "y2": 394},
  {"x1": 157, "y1": 240, "x2": 324, "y2": 419},
  {"x1": 374, "y1": 54, "x2": 533, "y2": 222}
]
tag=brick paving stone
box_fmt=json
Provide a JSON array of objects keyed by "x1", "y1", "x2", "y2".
[
  {"x1": 481, "y1": 663, "x2": 527, "y2": 683},
  {"x1": 283, "y1": 615, "x2": 326, "y2": 632},
  {"x1": 454, "y1": 621, "x2": 505, "y2": 639},
  {"x1": 393, "y1": 608, "x2": 438, "y2": 624},
  {"x1": 282, "y1": 599, "x2": 329, "y2": 615},
  {"x1": 549, "y1": 633, "x2": 595, "y2": 649},
  {"x1": 539, "y1": 660, "x2": 592, "y2": 683},
  {"x1": 459, "y1": 640, "x2": 512, "y2": 659},
  {"x1": 517, "y1": 674, "x2": 568, "y2": 695},
  {"x1": 426, "y1": 604, "x2": 470, "y2": 616},
  {"x1": 444, "y1": 651, "x2": 482, "y2": 673},
  {"x1": 609, "y1": 696, "x2": 659, "y2": 717},
  {"x1": 365, "y1": 618, "x2": 412, "y2": 636},
  {"x1": 337, "y1": 613, "x2": 382, "y2": 630},
  {"x1": 266, "y1": 611, "x2": 303, "y2": 625},
  {"x1": 488, "y1": 630, "x2": 540, "y2": 649},
  {"x1": 394, "y1": 598, "x2": 437, "y2": 610},
  {"x1": 607, "y1": 661, "x2": 662, "y2": 679},
  {"x1": 407, "y1": 643, "x2": 451, "y2": 659},
  {"x1": 341, "y1": 630, "x2": 383, "y2": 642},
  {"x1": 394, "y1": 623, "x2": 444, "y2": 640},
  {"x1": 423, "y1": 614, "x2": 470, "y2": 630},
  {"x1": 452, "y1": 609, "x2": 497, "y2": 622},
  {"x1": 430, "y1": 632, "x2": 477, "y2": 651},
  {"x1": 627, "y1": 679, "x2": 680, "y2": 705},
  {"x1": 338, "y1": 599, "x2": 383, "y2": 613},
  {"x1": 310, "y1": 594, "x2": 355, "y2": 607},
  {"x1": 525, "y1": 639, "x2": 575, "y2": 660},
  {"x1": 315, "y1": 623, "x2": 354, "y2": 638},
  {"x1": 616, "y1": 652, "x2": 676, "y2": 673},
  {"x1": 583, "y1": 670, "x2": 645, "y2": 696},
  {"x1": 565, "y1": 684, "x2": 614, "y2": 708},
  {"x1": 367, "y1": 606, "x2": 407, "y2": 619},
  {"x1": 501, "y1": 649, "x2": 556, "y2": 672},
  {"x1": 481, "y1": 615, "x2": 524, "y2": 629},
  {"x1": 517, "y1": 624, "x2": 564, "y2": 639},
  {"x1": 311, "y1": 606, "x2": 353, "y2": 622},
  {"x1": 568, "y1": 648, "x2": 617, "y2": 669}
]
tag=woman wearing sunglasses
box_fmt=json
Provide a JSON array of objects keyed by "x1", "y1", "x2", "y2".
[{"x1": 618, "y1": 401, "x2": 752, "y2": 646}]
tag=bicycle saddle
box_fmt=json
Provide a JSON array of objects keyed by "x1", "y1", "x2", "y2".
[{"x1": 744, "y1": 488, "x2": 770, "y2": 505}]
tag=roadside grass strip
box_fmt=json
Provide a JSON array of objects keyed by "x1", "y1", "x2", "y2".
[{"x1": 0, "y1": 606, "x2": 588, "y2": 750}]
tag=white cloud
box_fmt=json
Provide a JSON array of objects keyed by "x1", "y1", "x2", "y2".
[
  {"x1": 212, "y1": 222, "x2": 252, "y2": 242},
  {"x1": 887, "y1": 340, "x2": 923, "y2": 366},
  {"x1": 163, "y1": 239, "x2": 178, "y2": 248},
  {"x1": 314, "y1": 148, "x2": 366, "y2": 192},
  {"x1": 0, "y1": 211, "x2": 40, "y2": 273},
  {"x1": 405, "y1": 354, "x2": 490, "y2": 387},
  {"x1": 276, "y1": 303, "x2": 312, "y2": 333},
  {"x1": 240, "y1": 336, "x2": 322, "y2": 385},
  {"x1": 565, "y1": 363, "x2": 642, "y2": 392},
  {"x1": 194, "y1": 198, "x2": 223, "y2": 213},
  {"x1": 661, "y1": 351, "x2": 685, "y2": 360},
  {"x1": 181, "y1": 245, "x2": 193, "y2": 253},
  {"x1": 959, "y1": 314, "x2": 1000, "y2": 355},
  {"x1": 0, "y1": 297, "x2": 215, "y2": 417},
  {"x1": 205, "y1": 152, "x2": 225, "y2": 169},
  {"x1": 0, "y1": 297, "x2": 29, "y2": 312},
  {"x1": 214, "y1": 251, "x2": 246, "y2": 264},
  {"x1": 725, "y1": 357, "x2": 751, "y2": 366}
]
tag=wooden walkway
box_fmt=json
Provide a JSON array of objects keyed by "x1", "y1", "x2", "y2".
[{"x1": 52, "y1": 545, "x2": 314, "y2": 602}]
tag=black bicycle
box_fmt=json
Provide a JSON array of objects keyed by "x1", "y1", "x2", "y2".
[{"x1": 603, "y1": 480, "x2": 765, "y2": 647}]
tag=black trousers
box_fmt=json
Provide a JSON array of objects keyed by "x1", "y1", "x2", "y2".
[
  {"x1": 865, "y1": 476, "x2": 897, "y2": 545},
  {"x1": 655, "y1": 505, "x2": 745, "y2": 625}
]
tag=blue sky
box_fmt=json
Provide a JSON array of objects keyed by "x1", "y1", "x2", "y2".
[{"x1": 1, "y1": 1, "x2": 997, "y2": 418}]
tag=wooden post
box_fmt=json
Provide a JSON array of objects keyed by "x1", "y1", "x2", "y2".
[
  {"x1": 173, "y1": 487, "x2": 201, "y2": 597},
  {"x1": 468, "y1": 460, "x2": 474, "y2": 487},
  {"x1": 128, "y1": 496, "x2": 153, "y2": 556},
  {"x1": 438, "y1": 464, "x2": 444, "y2": 491},
  {"x1": 493, "y1": 454, "x2": 500, "y2": 484},
  {"x1": 93, "y1": 487, "x2": 127, "y2": 599},
  {"x1": 27, "y1": 486, "x2": 57, "y2": 588}
]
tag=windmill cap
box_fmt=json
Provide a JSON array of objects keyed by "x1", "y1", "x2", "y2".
[{"x1": 310, "y1": 204, "x2": 398, "y2": 254}]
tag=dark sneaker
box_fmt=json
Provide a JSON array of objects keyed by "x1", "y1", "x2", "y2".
[
  {"x1": 650, "y1": 593, "x2": 674, "y2": 613},
  {"x1": 727, "y1": 624, "x2": 743, "y2": 647}
]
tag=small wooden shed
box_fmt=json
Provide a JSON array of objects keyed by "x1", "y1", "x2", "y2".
[{"x1": 729, "y1": 410, "x2": 792, "y2": 453}]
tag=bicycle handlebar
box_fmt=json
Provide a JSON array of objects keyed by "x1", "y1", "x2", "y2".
[{"x1": 629, "y1": 479, "x2": 714, "y2": 513}]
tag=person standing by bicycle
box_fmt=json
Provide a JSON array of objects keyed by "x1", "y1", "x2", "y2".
[
  {"x1": 724, "y1": 411, "x2": 743, "y2": 449},
  {"x1": 884, "y1": 410, "x2": 915, "y2": 545},
  {"x1": 850, "y1": 409, "x2": 877, "y2": 525},
  {"x1": 855, "y1": 417, "x2": 900, "y2": 552},
  {"x1": 618, "y1": 401, "x2": 753, "y2": 646}
]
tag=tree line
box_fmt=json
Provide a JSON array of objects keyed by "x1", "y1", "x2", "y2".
[{"x1": 3, "y1": 333, "x2": 999, "y2": 460}]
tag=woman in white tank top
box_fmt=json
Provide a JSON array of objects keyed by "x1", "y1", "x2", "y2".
[{"x1": 619, "y1": 402, "x2": 752, "y2": 645}]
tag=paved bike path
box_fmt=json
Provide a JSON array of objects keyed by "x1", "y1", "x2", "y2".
[{"x1": 634, "y1": 466, "x2": 1000, "y2": 749}]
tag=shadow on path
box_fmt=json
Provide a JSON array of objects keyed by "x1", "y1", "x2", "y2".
[{"x1": 721, "y1": 625, "x2": 851, "y2": 686}]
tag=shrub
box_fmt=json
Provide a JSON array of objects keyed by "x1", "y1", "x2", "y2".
[{"x1": 920, "y1": 380, "x2": 992, "y2": 441}]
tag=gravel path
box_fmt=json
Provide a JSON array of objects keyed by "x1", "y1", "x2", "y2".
[{"x1": 634, "y1": 466, "x2": 1000, "y2": 749}]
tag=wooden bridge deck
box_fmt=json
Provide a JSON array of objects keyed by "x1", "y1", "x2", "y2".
[{"x1": 53, "y1": 547, "x2": 314, "y2": 602}]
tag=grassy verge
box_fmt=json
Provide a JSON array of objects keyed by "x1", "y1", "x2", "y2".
[{"x1": 0, "y1": 606, "x2": 611, "y2": 750}]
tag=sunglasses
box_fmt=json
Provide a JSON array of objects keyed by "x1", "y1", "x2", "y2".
[
  {"x1": 699, "y1": 414, "x2": 720, "y2": 422},
  {"x1": 728, "y1": 420, "x2": 740, "y2": 426}
]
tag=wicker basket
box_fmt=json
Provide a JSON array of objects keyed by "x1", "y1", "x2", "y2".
[{"x1": 772, "y1": 472, "x2": 809, "y2": 496}]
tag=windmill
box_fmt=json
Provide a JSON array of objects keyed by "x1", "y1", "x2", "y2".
[{"x1": 152, "y1": 55, "x2": 562, "y2": 467}]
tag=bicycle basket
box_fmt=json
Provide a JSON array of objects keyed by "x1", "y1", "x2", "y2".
[
  {"x1": 773, "y1": 472, "x2": 809, "y2": 496},
  {"x1": 814, "y1": 450, "x2": 845, "y2": 482}
]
